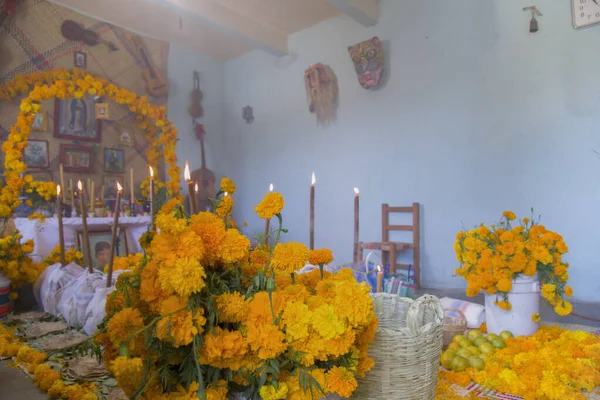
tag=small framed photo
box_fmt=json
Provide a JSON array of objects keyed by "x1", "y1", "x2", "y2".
[
  {"x1": 60, "y1": 143, "x2": 94, "y2": 173},
  {"x1": 103, "y1": 175, "x2": 123, "y2": 199},
  {"x1": 24, "y1": 140, "x2": 49, "y2": 169},
  {"x1": 77, "y1": 228, "x2": 128, "y2": 271},
  {"x1": 31, "y1": 110, "x2": 48, "y2": 131},
  {"x1": 104, "y1": 147, "x2": 124, "y2": 174},
  {"x1": 74, "y1": 51, "x2": 87, "y2": 68},
  {"x1": 95, "y1": 103, "x2": 109, "y2": 119}
]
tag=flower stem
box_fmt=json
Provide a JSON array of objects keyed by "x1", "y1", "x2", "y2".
[
  {"x1": 319, "y1": 264, "x2": 324, "y2": 280},
  {"x1": 291, "y1": 273, "x2": 295, "y2": 284}
]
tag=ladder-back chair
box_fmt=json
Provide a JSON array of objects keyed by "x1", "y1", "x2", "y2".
[{"x1": 357, "y1": 203, "x2": 421, "y2": 288}]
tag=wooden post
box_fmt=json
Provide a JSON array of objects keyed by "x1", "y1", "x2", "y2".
[{"x1": 310, "y1": 173, "x2": 315, "y2": 250}]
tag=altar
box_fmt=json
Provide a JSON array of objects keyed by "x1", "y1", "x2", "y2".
[{"x1": 14, "y1": 216, "x2": 151, "y2": 262}]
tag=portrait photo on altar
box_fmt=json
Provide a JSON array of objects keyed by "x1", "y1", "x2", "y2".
[
  {"x1": 77, "y1": 229, "x2": 128, "y2": 271},
  {"x1": 60, "y1": 143, "x2": 94, "y2": 173},
  {"x1": 54, "y1": 95, "x2": 102, "y2": 142},
  {"x1": 104, "y1": 148, "x2": 124, "y2": 174},
  {"x1": 23, "y1": 140, "x2": 49, "y2": 168},
  {"x1": 103, "y1": 175, "x2": 123, "y2": 199}
]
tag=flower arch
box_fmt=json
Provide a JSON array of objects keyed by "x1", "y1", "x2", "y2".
[{"x1": 0, "y1": 69, "x2": 181, "y2": 217}]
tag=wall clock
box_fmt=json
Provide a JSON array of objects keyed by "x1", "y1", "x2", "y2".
[{"x1": 572, "y1": 0, "x2": 600, "y2": 29}]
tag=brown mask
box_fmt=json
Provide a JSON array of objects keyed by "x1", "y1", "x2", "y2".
[{"x1": 348, "y1": 36, "x2": 385, "y2": 89}]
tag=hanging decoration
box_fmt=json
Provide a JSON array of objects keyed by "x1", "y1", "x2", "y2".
[
  {"x1": 523, "y1": 6, "x2": 542, "y2": 33},
  {"x1": 304, "y1": 63, "x2": 338, "y2": 126},
  {"x1": 347, "y1": 36, "x2": 385, "y2": 90}
]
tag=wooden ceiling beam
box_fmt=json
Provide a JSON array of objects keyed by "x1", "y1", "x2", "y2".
[
  {"x1": 149, "y1": 0, "x2": 288, "y2": 57},
  {"x1": 327, "y1": 0, "x2": 379, "y2": 26}
]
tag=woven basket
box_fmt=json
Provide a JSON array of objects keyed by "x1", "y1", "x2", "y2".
[
  {"x1": 354, "y1": 294, "x2": 444, "y2": 400},
  {"x1": 442, "y1": 308, "x2": 468, "y2": 347}
]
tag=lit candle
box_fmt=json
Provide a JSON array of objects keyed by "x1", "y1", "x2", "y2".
[
  {"x1": 78, "y1": 181, "x2": 93, "y2": 272},
  {"x1": 149, "y1": 166, "x2": 155, "y2": 218},
  {"x1": 353, "y1": 187, "x2": 360, "y2": 264},
  {"x1": 59, "y1": 164, "x2": 66, "y2": 202},
  {"x1": 69, "y1": 179, "x2": 74, "y2": 214},
  {"x1": 130, "y1": 168, "x2": 134, "y2": 206},
  {"x1": 106, "y1": 182, "x2": 122, "y2": 287},
  {"x1": 264, "y1": 183, "x2": 273, "y2": 245},
  {"x1": 56, "y1": 185, "x2": 65, "y2": 266},
  {"x1": 310, "y1": 172, "x2": 315, "y2": 250},
  {"x1": 184, "y1": 161, "x2": 197, "y2": 214},
  {"x1": 376, "y1": 265, "x2": 383, "y2": 293}
]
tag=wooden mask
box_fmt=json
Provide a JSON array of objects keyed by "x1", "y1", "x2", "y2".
[
  {"x1": 304, "y1": 63, "x2": 338, "y2": 125},
  {"x1": 348, "y1": 36, "x2": 385, "y2": 89}
]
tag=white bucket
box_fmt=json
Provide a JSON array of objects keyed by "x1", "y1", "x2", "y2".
[
  {"x1": 0, "y1": 272, "x2": 11, "y2": 318},
  {"x1": 484, "y1": 274, "x2": 540, "y2": 337}
]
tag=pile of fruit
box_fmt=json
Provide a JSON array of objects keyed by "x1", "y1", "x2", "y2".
[{"x1": 440, "y1": 329, "x2": 514, "y2": 372}]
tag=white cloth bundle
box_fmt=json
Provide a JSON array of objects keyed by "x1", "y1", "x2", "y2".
[
  {"x1": 35, "y1": 262, "x2": 85, "y2": 316},
  {"x1": 57, "y1": 271, "x2": 105, "y2": 328},
  {"x1": 440, "y1": 297, "x2": 486, "y2": 329},
  {"x1": 82, "y1": 286, "x2": 115, "y2": 335}
]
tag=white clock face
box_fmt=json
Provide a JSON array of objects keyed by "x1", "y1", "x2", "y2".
[{"x1": 573, "y1": 0, "x2": 600, "y2": 28}]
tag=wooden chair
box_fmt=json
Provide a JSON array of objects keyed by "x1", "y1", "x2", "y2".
[{"x1": 357, "y1": 203, "x2": 421, "y2": 288}]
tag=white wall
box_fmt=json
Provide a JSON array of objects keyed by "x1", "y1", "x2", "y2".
[
  {"x1": 221, "y1": 0, "x2": 600, "y2": 302},
  {"x1": 168, "y1": 44, "x2": 224, "y2": 186}
]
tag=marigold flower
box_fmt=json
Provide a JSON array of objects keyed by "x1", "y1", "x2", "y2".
[
  {"x1": 259, "y1": 382, "x2": 288, "y2": 400},
  {"x1": 220, "y1": 177, "x2": 236, "y2": 194},
  {"x1": 502, "y1": 211, "x2": 516, "y2": 221},
  {"x1": 564, "y1": 286, "x2": 573, "y2": 297},
  {"x1": 216, "y1": 195, "x2": 234, "y2": 218},
  {"x1": 326, "y1": 366, "x2": 358, "y2": 398},
  {"x1": 532, "y1": 313, "x2": 541, "y2": 323},
  {"x1": 308, "y1": 248, "x2": 334, "y2": 266},
  {"x1": 554, "y1": 300, "x2": 572, "y2": 316},
  {"x1": 271, "y1": 242, "x2": 308, "y2": 274},
  {"x1": 254, "y1": 192, "x2": 284, "y2": 219}
]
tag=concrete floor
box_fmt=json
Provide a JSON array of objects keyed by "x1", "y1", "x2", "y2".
[{"x1": 0, "y1": 287, "x2": 597, "y2": 400}]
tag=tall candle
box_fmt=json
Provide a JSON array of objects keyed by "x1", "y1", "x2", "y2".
[
  {"x1": 265, "y1": 183, "x2": 273, "y2": 245},
  {"x1": 353, "y1": 187, "x2": 360, "y2": 264},
  {"x1": 149, "y1": 166, "x2": 155, "y2": 217},
  {"x1": 184, "y1": 161, "x2": 197, "y2": 214},
  {"x1": 101, "y1": 185, "x2": 105, "y2": 202},
  {"x1": 130, "y1": 169, "x2": 134, "y2": 205},
  {"x1": 70, "y1": 179, "x2": 75, "y2": 216},
  {"x1": 106, "y1": 182, "x2": 122, "y2": 287},
  {"x1": 91, "y1": 181, "x2": 95, "y2": 211},
  {"x1": 376, "y1": 265, "x2": 383, "y2": 293},
  {"x1": 194, "y1": 182, "x2": 199, "y2": 212},
  {"x1": 59, "y1": 164, "x2": 66, "y2": 202},
  {"x1": 87, "y1": 178, "x2": 91, "y2": 203},
  {"x1": 310, "y1": 172, "x2": 315, "y2": 250},
  {"x1": 78, "y1": 181, "x2": 93, "y2": 273},
  {"x1": 56, "y1": 185, "x2": 65, "y2": 266}
]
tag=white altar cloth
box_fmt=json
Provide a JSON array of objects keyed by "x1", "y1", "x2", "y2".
[{"x1": 14, "y1": 216, "x2": 151, "y2": 261}]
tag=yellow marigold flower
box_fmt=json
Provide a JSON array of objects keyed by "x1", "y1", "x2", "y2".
[
  {"x1": 259, "y1": 383, "x2": 289, "y2": 400},
  {"x1": 156, "y1": 308, "x2": 198, "y2": 347},
  {"x1": 502, "y1": 211, "x2": 516, "y2": 221},
  {"x1": 190, "y1": 212, "x2": 227, "y2": 266},
  {"x1": 271, "y1": 242, "x2": 308, "y2": 274},
  {"x1": 496, "y1": 278, "x2": 512, "y2": 293},
  {"x1": 565, "y1": 286, "x2": 573, "y2": 297},
  {"x1": 106, "y1": 308, "x2": 144, "y2": 350},
  {"x1": 215, "y1": 292, "x2": 248, "y2": 323},
  {"x1": 495, "y1": 300, "x2": 512, "y2": 311},
  {"x1": 199, "y1": 327, "x2": 248, "y2": 370},
  {"x1": 282, "y1": 301, "x2": 312, "y2": 342},
  {"x1": 220, "y1": 177, "x2": 236, "y2": 195},
  {"x1": 532, "y1": 313, "x2": 541, "y2": 323},
  {"x1": 110, "y1": 356, "x2": 143, "y2": 378},
  {"x1": 541, "y1": 284, "x2": 556, "y2": 302},
  {"x1": 523, "y1": 217, "x2": 531, "y2": 224},
  {"x1": 326, "y1": 366, "x2": 358, "y2": 398},
  {"x1": 554, "y1": 300, "x2": 572, "y2": 316},
  {"x1": 333, "y1": 280, "x2": 374, "y2": 327},
  {"x1": 311, "y1": 304, "x2": 346, "y2": 340},
  {"x1": 219, "y1": 229, "x2": 250, "y2": 264},
  {"x1": 246, "y1": 323, "x2": 287, "y2": 360},
  {"x1": 155, "y1": 213, "x2": 188, "y2": 235},
  {"x1": 47, "y1": 380, "x2": 66, "y2": 398},
  {"x1": 157, "y1": 257, "x2": 206, "y2": 297},
  {"x1": 254, "y1": 192, "x2": 284, "y2": 219},
  {"x1": 308, "y1": 248, "x2": 334, "y2": 266},
  {"x1": 249, "y1": 245, "x2": 270, "y2": 268},
  {"x1": 216, "y1": 195, "x2": 234, "y2": 218},
  {"x1": 34, "y1": 368, "x2": 61, "y2": 391}
]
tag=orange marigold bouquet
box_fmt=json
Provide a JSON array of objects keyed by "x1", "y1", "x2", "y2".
[
  {"x1": 0, "y1": 230, "x2": 46, "y2": 287},
  {"x1": 90, "y1": 179, "x2": 376, "y2": 400},
  {"x1": 454, "y1": 211, "x2": 573, "y2": 316}
]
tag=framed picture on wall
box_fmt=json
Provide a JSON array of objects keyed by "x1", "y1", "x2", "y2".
[
  {"x1": 23, "y1": 140, "x2": 49, "y2": 169},
  {"x1": 31, "y1": 110, "x2": 48, "y2": 131},
  {"x1": 54, "y1": 95, "x2": 102, "y2": 142},
  {"x1": 103, "y1": 175, "x2": 123, "y2": 199},
  {"x1": 74, "y1": 51, "x2": 87, "y2": 69},
  {"x1": 104, "y1": 148, "x2": 124, "y2": 174},
  {"x1": 60, "y1": 143, "x2": 94, "y2": 173},
  {"x1": 77, "y1": 228, "x2": 128, "y2": 271}
]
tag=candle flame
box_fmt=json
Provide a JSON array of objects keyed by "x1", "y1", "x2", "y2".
[
  {"x1": 377, "y1": 265, "x2": 381, "y2": 272},
  {"x1": 116, "y1": 181, "x2": 122, "y2": 192},
  {"x1": 194, "y1": 182, "x2": 199, "y2": 192},
  {"x1": 224, "y1": 192, "x2": 229, "y2": 197},
  {"x1": 311, "y1": 172, "x2": 316, "y2": 185},
  {"x1": 57, "y1": 185, "x2": 61, "y2": 196},
  {"x1": 354, "y1": 187, "x2": 359, "y2": 195},
  {"x1": 184, "y1": 161, "x2": 191, "y2": 181},
  {"x1": 77, "y1": 180, "x2": 82, "y2": 191},
  {"x1": 269, "y1": 183, "x2": 273, "y2": 192},
  {"x1": 149, "y1": 166, "x2": 154, "y2": 178}
]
